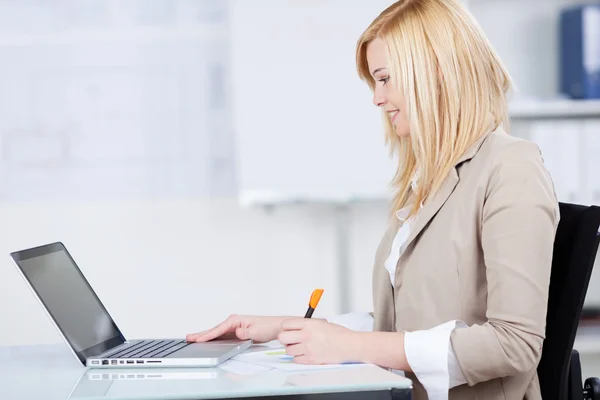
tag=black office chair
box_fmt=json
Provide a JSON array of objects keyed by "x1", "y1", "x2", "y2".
[{"x1": 537, "y1": 202, "x2": 600, "y2": 400}]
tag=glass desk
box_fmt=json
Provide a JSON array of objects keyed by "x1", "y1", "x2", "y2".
[{"x1": 0, "y1": 343, "x2": 412, "y2": 400}]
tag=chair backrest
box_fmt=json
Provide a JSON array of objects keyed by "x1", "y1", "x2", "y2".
[{"x1": 538, "y1": 202, "x2": 600, "y2": 400}]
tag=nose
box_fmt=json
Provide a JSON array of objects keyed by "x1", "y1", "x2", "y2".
[{"x1": 373, "y1": 89, "x2": 386, "y2": 107}]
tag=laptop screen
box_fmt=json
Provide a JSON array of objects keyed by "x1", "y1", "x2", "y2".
[{"x1": 11, "y1": 242, "x2": 124, "y2": 364}]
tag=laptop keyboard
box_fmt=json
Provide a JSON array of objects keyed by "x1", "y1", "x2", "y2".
[{"x1": 104, "y1": 340, "x2": 190, "y2": 359}]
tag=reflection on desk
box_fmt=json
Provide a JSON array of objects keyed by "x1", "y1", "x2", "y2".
[{"x1": 0, "y1": 343, "x2": 412, "y2": 400}]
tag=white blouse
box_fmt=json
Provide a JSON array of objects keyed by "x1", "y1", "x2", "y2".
[{"x1": 327, "y1": 181, "x2": 469, "y2": 400}]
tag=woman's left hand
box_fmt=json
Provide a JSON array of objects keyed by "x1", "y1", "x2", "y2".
[{"x1": 277, "y1": 318, "x2": 361, "y2": 365}]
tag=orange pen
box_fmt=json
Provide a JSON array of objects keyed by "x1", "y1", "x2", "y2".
[{"x1": 304, "y1": 289, "x2": 324, "y2": 318}]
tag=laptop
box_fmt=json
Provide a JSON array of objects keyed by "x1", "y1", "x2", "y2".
[{"x1": 10, "y1": 242, "x2": 252, "y2": 368}]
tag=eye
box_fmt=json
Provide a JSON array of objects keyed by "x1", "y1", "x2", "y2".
[{"x1": 377, "y1": 77, "x2": 389, "y2": 85}]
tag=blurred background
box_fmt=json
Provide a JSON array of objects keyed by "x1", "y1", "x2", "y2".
[{"x1": 0, "y1": 0, "x2": 599, "y2": 380}]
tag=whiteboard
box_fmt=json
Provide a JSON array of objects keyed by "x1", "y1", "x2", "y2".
[
  {"x1": 0, "y1": 0, "x2": 234, "y2": 201},
  {"x1": 230, "y1": 0, "x2": 398, "y2": 205}
]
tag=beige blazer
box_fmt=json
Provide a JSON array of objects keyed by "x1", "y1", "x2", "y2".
[{"x1": 372, "y1": 127, "x2": 560, "y2": 399}]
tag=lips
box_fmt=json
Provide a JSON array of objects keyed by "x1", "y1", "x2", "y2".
[{"x1": 388, "y1": 110, "x2": 399, "y2": 123}]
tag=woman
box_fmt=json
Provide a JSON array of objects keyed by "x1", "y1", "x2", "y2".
[{"x1": 187, "y1": 0, "x2": 559, "y2": 398}]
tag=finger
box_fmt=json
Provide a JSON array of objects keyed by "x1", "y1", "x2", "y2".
[
  {"x1": 293, "y1": 355, "x2": 318, "y2": 365},
  {"x1": 277, "y1": 330, "x2": 305, "y2": 345},
  {"x1": 235, "y1": 326, "x2": 256, "y2": 340},
  {"x1": 185, "y1": 331, "x2": 206, "y2": 342},
  {"x1": 285, "y1": 343, "x2": 306, "y2": 357},
  {"x1": 200, "y1": 322, "x2": 236, "y2": 341},
  {"x1": 189, "y1": 316, "x2": 239, "y2": 342},
  {"x1": 281, "y1": 318, "x2": 306, "y2": 331},
  {"x1": 221, "y1": 331, "x2": 241, "y2": 340}
]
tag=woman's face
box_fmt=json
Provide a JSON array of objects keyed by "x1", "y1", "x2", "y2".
[{"x1": 366, "y1": 38, "x2": 410, "y2": 138}]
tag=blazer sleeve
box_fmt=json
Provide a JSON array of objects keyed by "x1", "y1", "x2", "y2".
[{"x1": 450, "y1": 140, "x2": 560, "y2": 386}]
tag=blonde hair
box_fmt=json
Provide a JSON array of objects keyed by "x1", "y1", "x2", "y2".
[{"x1": 356, "y1": 0, "x2": 512, "y2": 218}]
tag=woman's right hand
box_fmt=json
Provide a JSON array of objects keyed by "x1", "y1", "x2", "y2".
[{"x1": 186, "y1": 315, "x2": 287, "y2": 344}]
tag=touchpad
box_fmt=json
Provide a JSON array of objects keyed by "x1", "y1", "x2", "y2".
[{"x1": 166, "y1": 342, "x2": 240, "y2": 358}]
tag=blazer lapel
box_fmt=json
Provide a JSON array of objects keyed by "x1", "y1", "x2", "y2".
[
  {"x1": 399, "y1": 131, "x2": 493, "y2": 254},
  {"x1": 401, "y1": 168, "x2": 459, "y2": 253}
]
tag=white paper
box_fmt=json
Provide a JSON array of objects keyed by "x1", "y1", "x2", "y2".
[{"x1": 231, "y1": 349, "x2": 367, "y2": 372}]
